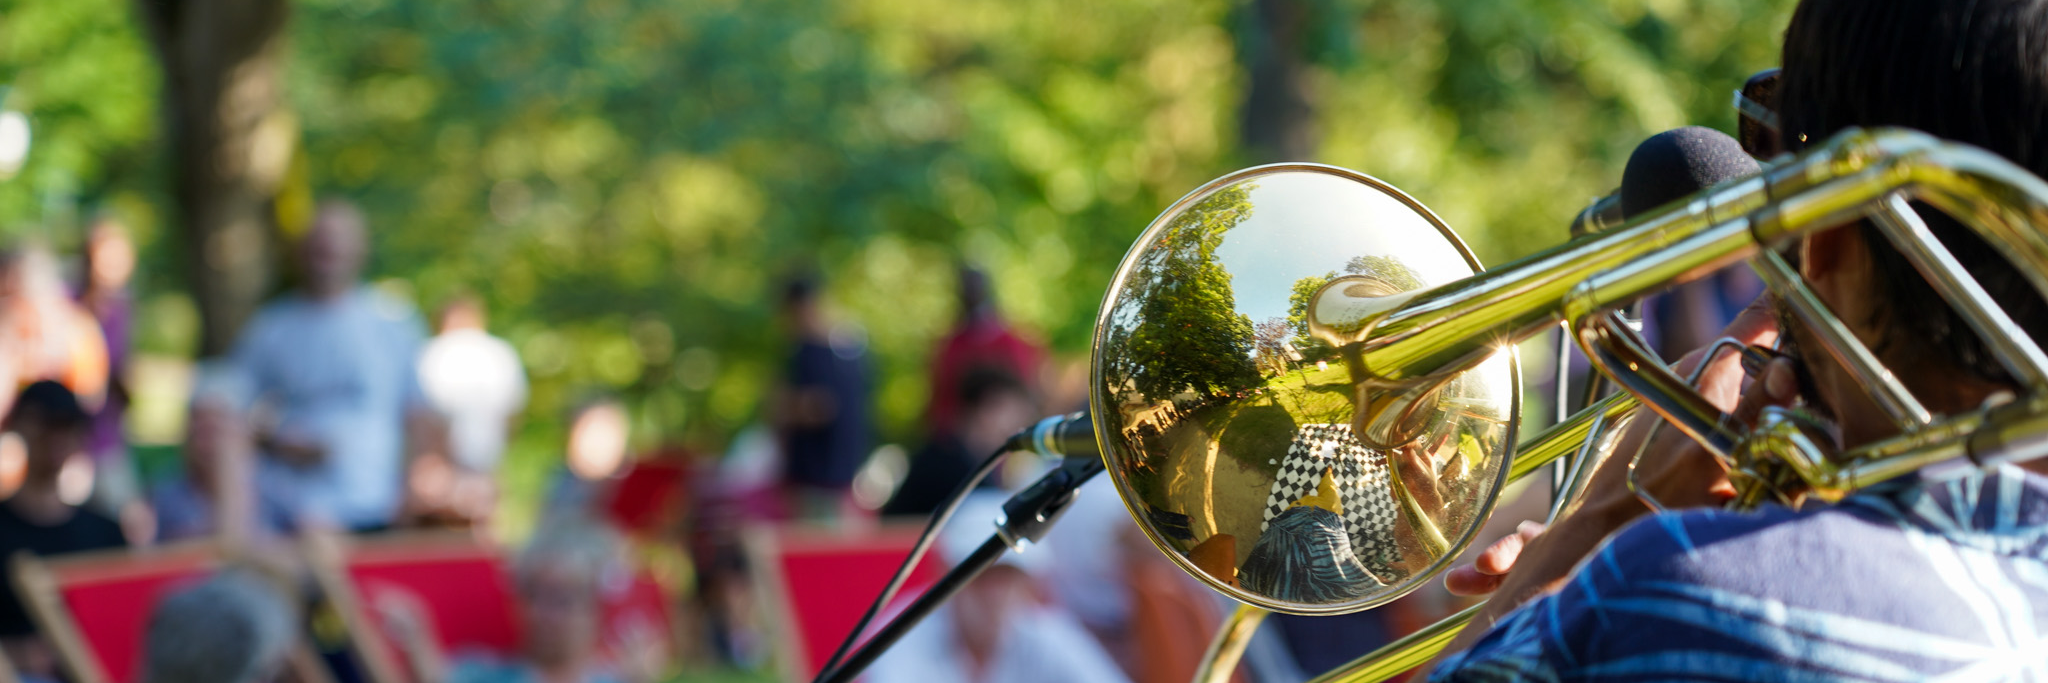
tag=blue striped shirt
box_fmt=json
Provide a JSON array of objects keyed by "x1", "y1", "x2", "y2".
[{"x1": 1430, "y1": 464, "x2": 2048, "y2": 681}]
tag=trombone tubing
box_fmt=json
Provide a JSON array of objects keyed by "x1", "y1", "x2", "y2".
[
  {"x1": 1297, "y1": 127, "x2": 2048, "y2": 683},
  {"x1": 1360, "y1": 128, "x2": 2048, "y2": 392},
  {"x1": 1296, "y1": 394, "x2": 1636, "y2": 683}
]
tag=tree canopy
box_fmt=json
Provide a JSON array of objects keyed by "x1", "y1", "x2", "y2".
[{"x1": 1118, "y1": 183, "x2": 1263, "y2": 400}]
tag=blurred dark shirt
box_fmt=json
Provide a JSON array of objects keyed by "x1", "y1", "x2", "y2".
[
  {"x1": 782, "y1": 340, "x2": 871, "y2": 489},
  {"x1": 880, "y1": 436, "x2": 992, "y2": 518},
  {"x1": 0, "y1": 502, "x2": 127, "y2": 637}
]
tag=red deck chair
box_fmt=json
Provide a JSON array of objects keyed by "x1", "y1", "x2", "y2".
[
  {"x1": 744, "y1": 523, "x2": 946, "y2": 683},
  {"x1": 9, "y1": 542, "x2": 224, "y2": 683},
  {"x1": 594, "y1": 565, "x2": 681, "y2": 680},
  {"x1": 305, "y1": 531, "x2": 520, "y2": 683}
]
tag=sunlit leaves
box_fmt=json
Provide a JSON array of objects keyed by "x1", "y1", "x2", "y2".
[{"x1": 0, "y1": 0, "x2": 158, "y2": 235}]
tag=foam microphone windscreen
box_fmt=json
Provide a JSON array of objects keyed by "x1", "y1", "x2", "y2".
[{"x1": 1619, "y1": 126, "x2": 1761, "y2": 220}]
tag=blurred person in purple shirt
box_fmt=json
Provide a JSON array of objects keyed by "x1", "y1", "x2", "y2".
[{"x1": 78, "y1": 218, "x2": 141, "y2": 518}]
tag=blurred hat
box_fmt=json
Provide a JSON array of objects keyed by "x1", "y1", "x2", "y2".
[{"x1": 8, "y1": 380, "x2": 88, "y2": 429}]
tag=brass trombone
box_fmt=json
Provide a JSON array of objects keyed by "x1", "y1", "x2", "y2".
[{"x1": 1087, "y1": 127, "x2": 2048, "y2": 683}]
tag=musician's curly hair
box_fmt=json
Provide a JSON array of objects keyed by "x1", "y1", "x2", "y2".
[{"x1": 1779, "y1": 0, "x2": 2048, "y2": 385}]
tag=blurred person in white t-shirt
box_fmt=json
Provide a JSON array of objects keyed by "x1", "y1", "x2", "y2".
[{"x1": 412, "y1": 294, "x2": 527, "y2": 526}]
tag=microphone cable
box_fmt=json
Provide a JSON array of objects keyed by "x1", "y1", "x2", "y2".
[{"x1": 811, "y1": 443, "x2": 1011, "y2": 679}]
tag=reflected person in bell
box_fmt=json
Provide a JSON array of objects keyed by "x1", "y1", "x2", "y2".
[
  {"x1": 1301, "y1": 270, "x2": 1459, "y2": 580},
  {"x1": 1431, "y1": 1, "x2": 2048, "y2": 679}
]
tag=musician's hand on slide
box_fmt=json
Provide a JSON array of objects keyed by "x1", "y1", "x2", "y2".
[
  {"x1": 1444, "y1": 521, "x2": 1544, "y2": 596},
  {"x1": 1581, "y1": 296, "x2": 1797, "y2": 520},
  {"x1": 1430, "y1": 298, "x2": 1805, "y2": 666}
]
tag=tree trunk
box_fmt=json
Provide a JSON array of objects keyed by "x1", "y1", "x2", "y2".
[
  {"x1": 1239, "y1": 0, "x2": 1318, "y2": 164},
  {"x1": 136, "y1": 0, "x2": 291, "y2": 356}
]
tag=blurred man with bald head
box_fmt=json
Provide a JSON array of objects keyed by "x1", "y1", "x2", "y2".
[{"x1": 230, "y1": 199, "x2": 430, "y2": 532}]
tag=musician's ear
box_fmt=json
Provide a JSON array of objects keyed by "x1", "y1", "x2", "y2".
[
  {"x1": 1799, "y1": 223, "x2": 1867, "y2": 283},
  {"x1": 1801, "y1": 223, "x2": 1892, "y2": 344}
]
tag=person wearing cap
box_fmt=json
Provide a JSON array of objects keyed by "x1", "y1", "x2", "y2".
[{"x1": 0, "y1": 381, "x2": 128, "y2": 680}]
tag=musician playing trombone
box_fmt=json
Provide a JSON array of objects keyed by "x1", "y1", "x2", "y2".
[{"x1": 1429, "y1": 0, "x2": 2048, "y2": 679}]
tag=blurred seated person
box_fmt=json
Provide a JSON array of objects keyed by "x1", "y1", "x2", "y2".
[
  {"x1": 881, "y1": 368, "x2": 1036, "y2": 518},
  {"x1": 141, "y1": 568, "x2": 298, "y2": 683},
  {"x1": 0, "y1": 381, "x2": 128, "y2": 680},
  {"x1": 542, "y1": 398, "x2": 633, "y2": 519},
  {"x1": 151, "y1": 366, "x2": 297, "y2": 543},
  {"x1": 868, "y1": 492, "x2": 1128, "y2": 683},
  {"x1": 444, "y1": 516, "x2": 629, "y2": 683}
]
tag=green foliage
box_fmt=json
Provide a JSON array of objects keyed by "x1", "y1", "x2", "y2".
[
  {"x1": 1286, "y1": 270, "x2": 1337, "y2": 357},
  {"x1": 1313, "y1": 0, "x2": 1798, "y2": 265},
  {"x1": 278, "y1": 0, "x2": 1247, "y2": 460},
  {"x1": 1118, "y1": 183, "x2": 1263, "y2": 400},
  {"x1": 1343, "y1": 254, "x2": 1424, "y2": 290},
  {"x1": 0, "y1": 0, "x2": 161, "y2": 243}
]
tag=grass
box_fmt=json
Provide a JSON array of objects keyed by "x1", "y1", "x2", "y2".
[{"x1": 1196, "y1": 363, "x2": 1359, "y2": 478}]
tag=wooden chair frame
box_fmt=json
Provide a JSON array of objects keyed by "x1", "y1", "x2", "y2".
[
  {"x1": 300, "y1": 529, "x2": 509, "y2": 683},
  {"x1": 9, "y1": 541, "x2": 221, "y2": 683},
  {"x1": 11, "y1": 540, "x2": 335, "y2": 683},
  {"x1": 741, "y1": 522, "x2": 939, "y2": 683}
]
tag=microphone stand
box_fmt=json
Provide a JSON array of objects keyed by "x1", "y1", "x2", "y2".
[{"x1": 815, "y1": 454, "x2": 1105, "y2": 683}]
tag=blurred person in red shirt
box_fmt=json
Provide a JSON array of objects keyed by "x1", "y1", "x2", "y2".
[{"x1": 925, "y1": 265, "x2": 1044, "y2": 440}]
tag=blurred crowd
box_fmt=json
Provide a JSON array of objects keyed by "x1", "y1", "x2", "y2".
[
  {"x1": 0, "y1": 191, "x2": 1333, "y2": 683},
  {"x1": 0, "y1": 183, "x2": 1762, "y2": 683}
]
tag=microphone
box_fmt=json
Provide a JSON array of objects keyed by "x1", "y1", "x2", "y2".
[
  {"x1": 1569, "y1": 127, "x2": 1760, "y2": 237},
  {"x1": 1619, "y1": 126, "x2": 1760, "y2": 219},
  {"x1": 1010, "y1": 412, "x2": 1098, "y2": 459},
  {"x1": 1569, "y1": 193, "x2": 1624, "y2": 238}
]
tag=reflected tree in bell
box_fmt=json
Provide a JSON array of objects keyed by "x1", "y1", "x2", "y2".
[
  {"x1": 1252, "y1": 316, "x2": 1295, "y2": 376},
  {"x1": 1342, "y1": 254, "x2": 1426, "y2": 292},
  {"x1": 1122, "y1": 183, "x2": 1263, "y2": 401},
  {"x1": 1286, "y1": 270, "x2": 1338, "y2": 360}
]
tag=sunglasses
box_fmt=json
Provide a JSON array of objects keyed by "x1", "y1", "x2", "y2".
[{"x1": 1734, "y1": 68, "x2": 1782, "y2": 159}]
